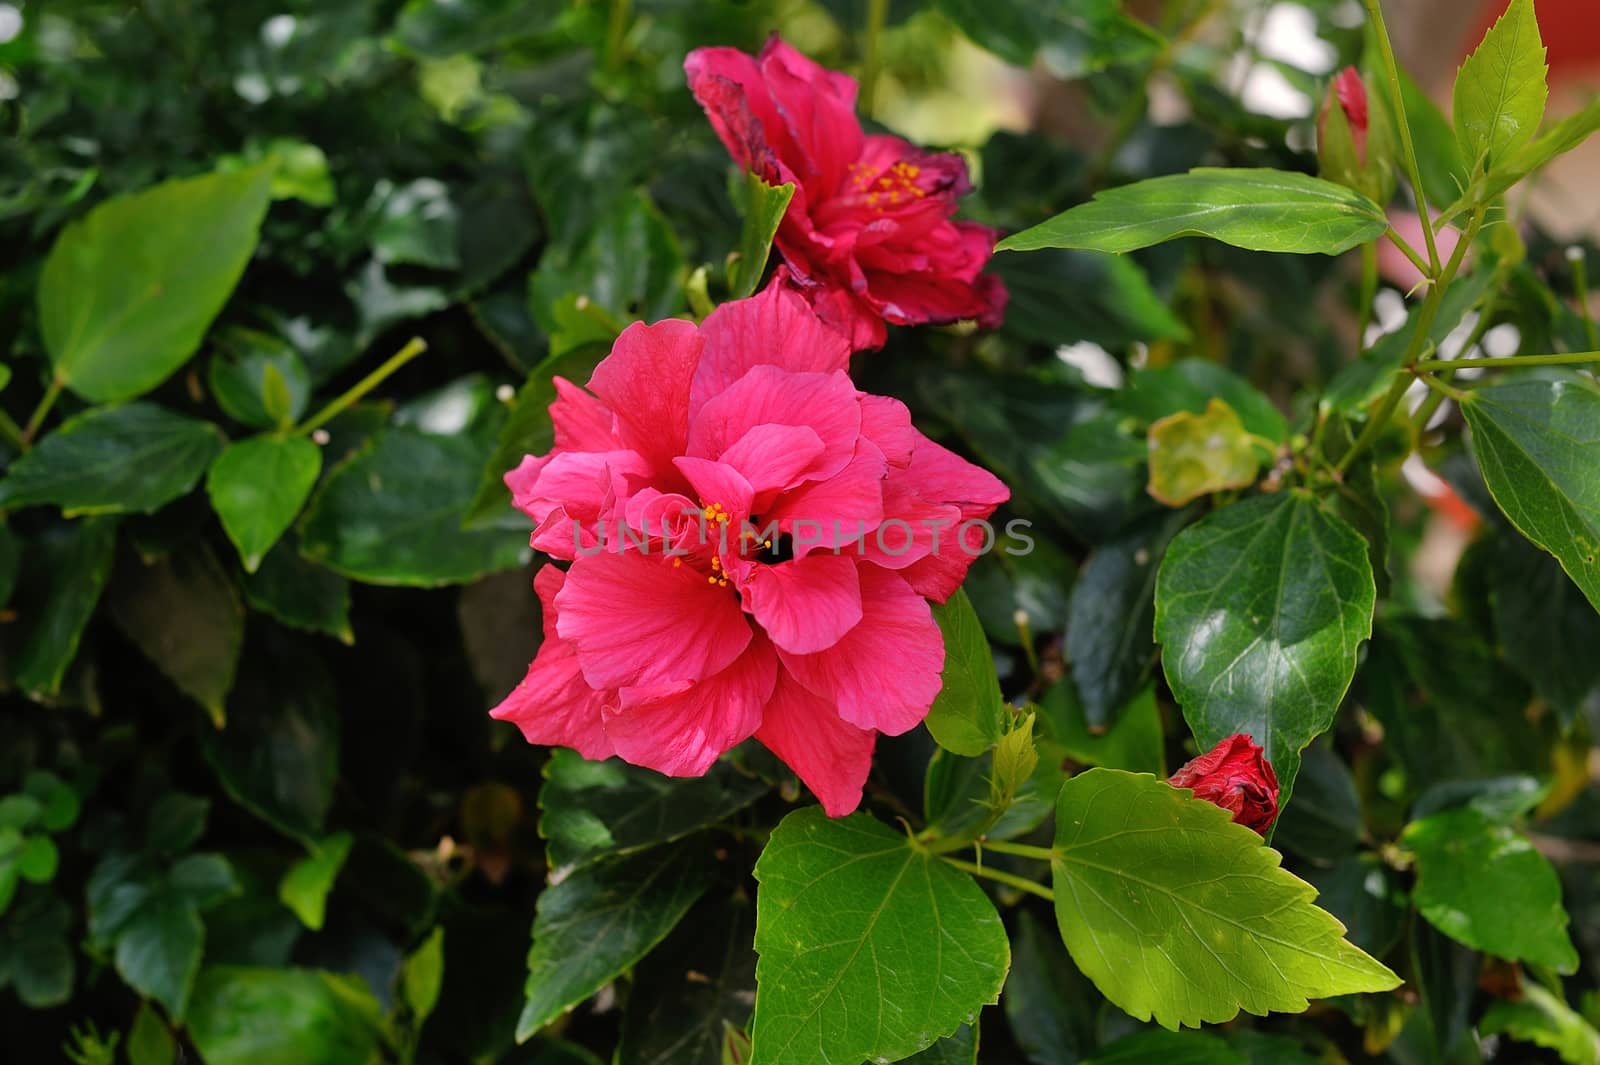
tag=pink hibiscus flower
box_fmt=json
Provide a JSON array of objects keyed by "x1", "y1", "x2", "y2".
[
  {"x1": 491, "y1": 284, "x2": 1008, "y2": 815},
  {"x1": 685, "y1": 36, "x2": 1007, "y2": 352}
]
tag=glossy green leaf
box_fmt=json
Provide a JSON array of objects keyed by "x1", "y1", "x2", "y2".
[
  {"x1": 1272, "y1": 742, "x2": 1362, "y2": 860},
  {"x1": 11, "y1": 517, "x2": 118, "y2": 699},
  {"x1": 368, "y1": 177, "x2": 459, "y2": 270},
  {"x1": 993, "y1": 248, "x2": 1189, "y2": 349},
  {"x1": 903, "y1": 1024, "x2": 978, "y2": 1065},
  {"x1": 1122, "y1": 361, "x2": 1287, "y2": 445},
  {"x1": 38, "y1": 165, "x2": 275, "y2": 403},
  {"x1": 1452, "y1": 0, "x2": 1548, "y2": 171},
  {"x1": 1462, "y1": 375, "x2": 1600, "y2": 614},
  {"x1": 729, "y1": 173, "x2": 794, "y2": 300},
  {"x1": 1066, "y1": 507, "x2": 1191, "y2": 728},
  {"x1": 207, "y1": 434, "x2": 323, "y2": 572},
  {"x1": 617, "y1": 896, "x2": 756, "y2": 1065},
  {"x1": 278, "y1": 832, "x2": 354, "y2": 931},
  {"x1": 207, "y1": 329, "x2": 313, "y2": 431},
  {"x1": 1490, "y1": 533, "x2": 1600, "y2": 725},
  {"x1": 187, "y1": 967, "x2": 384, "y2": 1065},
  {"x1": 1050, "y1": 769, "x2": 1400, "y2": 1030},
  {"x1": 1146, "y1": 399, "x2": 1263, "y2": 507},
  {"x1": 108, "y1": 547, "x2": 244, "y2": 725},
  {"x1": 1039, "y1": 683, "x2": 1166, "y2": 776},
  {"x1": 937, "y1": 0, "x2": 1159, "y2": 77},
  {"x1": 998, "y1": 169, "x2": 1386, "y2": 256},
  {"x1": 241, "y1": 543, "x2": 353, "y2": 644},
  {"x1": 517, "y1": 844, "x2": 711, "y2": 1041},
  {"x1": 1002, "y1": 910, "x2": 1096, "y2": 1065},
  {"x1": 539, "y1": 751, "x2": 768, "y2": 872},
  {"x1": 115, "y1": 896, "x2": 204, "y2": 1018},
  {"x1": 1403, "y1": 806, "x2": 1578, "y2": 972},
  {"x1": 1154, "y1": 492, "x2": 1375, "y2": 800},
  {"x1": 300, "y1": 427, "x2": 532, "y2": 586},
  {"x1": 529, "y1": 189, "x2": 683, "y2": 337},
  {"x1": 1480, "y1": 983, "x2": 1600, "y2": 1065},
  {"x1": 925, "y1": 588, "x2": 1007, "y2": 756},
  {"x1": 0, "y1": 403, "x2": 223, "y2": 516},
  {"x1": 749, "y1": 808, "x2": 1009, "y2": 1065}
]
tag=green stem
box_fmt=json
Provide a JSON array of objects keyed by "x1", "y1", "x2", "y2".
[
  {"x1": 979, "y1": 839, "x2": 1056, "y2": 862},
  {"x1": 1416, "y1": 373, "x2": 1468, "y2": 402},
  {"x1": 295, "y1": 337, "x2": 428, "y2": 437},
  {"x1": 859, "y1": 0, "x2": 889, "y2": 118},
  {"x1": 1358, "y1": 241, "x2": 1379, "y2": 348},
  {"x1": 940, "y1": 857, "x2": 1055, "y2": 903},
  {"x1": 1384, "y1": 228, "x2": 1431, "y2": 282},
  {"x1": 1336, "y1": 207, "x2": 1483, "y2": 474},
  {"x1": 1570, "y1": 248, "x2": 1600, "y2": 351},
  {"x1": 1362, "y1": 0, "x2": 1440, "y2": 274},
  {"x1": 1415, "y1": 350, "x2": 1600, "y2": 373},
  {"x1": 21, "y1": 378, "x2": 63, "y2": 445},
  {"x1": 0, "y1": 408, "x2": 26, "y2": 452},
  {"x1": 605, "y1": 0, "x2": 631, "y2": 72}
]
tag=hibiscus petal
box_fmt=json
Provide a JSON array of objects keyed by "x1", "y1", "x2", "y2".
[
  {"x1": 755, "y1": 668, "x2": 875, "y2": 817},
  {"x1": 779, "y1": 565, "x2": 943, "y2": 736},
  {"x1": 688, "y1": 366, "x2": 861, "y2": 482},
  {"x1": 763, "y1": 438, "x2": 887, "y2": 555},
  {"x1": 685, "y1": 46, "x2": 786, "y2": 175},
  {"x1": 858, "y1": 394, "x2": 917, "y2": 468},
  {"x1": 741, "y1": 551, "x2": 862, "y2": 654},
  {"x1": 556, "y1": 549, "x2": 752, "y2": 690},
  {"x1": 717, "y1": 423, "x2": 826, "y2": 504},
  {"x1": 586, "y1": 319, "x2": 703, "y2": 477},
  {"x1": 606, "y1": 635, "x2": 777, "y2": 776},
  {"x1": 692, "y1": 281, "x2": 851, "y2": 415},
  {"x1": 489, "y1": 567, "x2": 614, "y2": 760},
  {"x1": 550, "y1": 376, "x2": 619, "y2": 451},
  {"x1": 757, "y1": 37, "x2": 863, "y2": 207}
]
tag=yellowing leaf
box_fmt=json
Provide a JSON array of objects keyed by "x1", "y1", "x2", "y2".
[{"x1": 1146, "y1": 398, "x2": 1263, "y2": 506}]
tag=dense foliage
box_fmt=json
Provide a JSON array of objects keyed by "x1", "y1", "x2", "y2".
[{"x1": 3, "y1": 0, "x2": 1600, "y2": 1063}]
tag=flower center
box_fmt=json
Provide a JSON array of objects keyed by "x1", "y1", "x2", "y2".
[{"x1": 848, "y1": 159, "x2": 927, "y2": 211}]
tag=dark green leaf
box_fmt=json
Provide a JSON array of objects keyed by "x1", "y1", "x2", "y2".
[
  {"x1": 998, "y1": 169, "x2": 1386, "y2": 256},
  {"x1": 1154, "y1": 493, "x2": 1375, "y2": 800},
  {"x1": 187, "y1": 967, "x2": 385, "y2": 1065},
  {"x1": 0, "y1": 525, "x2": 21, "y2": 609},
  {"x1": 1122, "y1": 360, "x2": 1287, "y2": 444},
  {"x1": 38, "y1": 165, "x2": 275, "y2": 403},
  {"x1": 1087, "y1": 1030, "x2": 1244, "y2": 1065},
  {"x1": 0, "y1": 403, "x2": 223, "y2": 516},
  {"x1": 1051, "y1": 769, "x2": 1399, "y2": 1030},
  {"x1": 1480, "y1": 983, "x2": 1600, "y2": 1064},
  {"x1": 903, "y1": 1024, "x2": 978, "y2": 1065},
  {"x1": 208, "y1": 329, "x2": 313, "y2": 431},
  {"x1": 300, "y1": 428, "x2": 532, "y2": 586},
  {"x1": 1066, "y1": 507, "x2": 1190, "y2": 727},
  {"x1": 1395, "y1": 69, "x2": 1468, "y2": 209},
  {"x1": 240, "y1": 542, "x2": 353, "y2": 644},
  {"x1": 25, "y1": 771, "x2": 80, "y2": 833},
  {"x1": 938, "y1": 0, "x2": 1159, "y2": 77},
  {"x1": 516, "y1": 844, "x2": 711, "y2": 1041},
  {"x1": 729, "y1": 173, "x2": 794, "y2": 300},
  {"x1": 108, "y1": 546, "x2": 244, "y2": 724},
  {"x1": 207, "y1": 434, "x2": 323, "y2": 572},
  {"x1": 11, "y1": 517, "x2": 118, "y2": 699},
  {"x1": 530, "y1": 190, "x2": 683, "y2": 337},
  {"x1": 368, "y1": 177, "x2": 459, "y2": 271},
  {"x1": 1303, "y1": 854, "x2": 1406, "y2": 959},
  {"x1": 1490, "y1": 532, "x2": 1600, "y2": 725},
  {"x1": 278, "y1": 832, "x2": 354, "y2": 931},
  {"x1": 1272, "y1": 741, "x2": 1362, "y2": 860},
  {"x1": 1038, "y1": 683, "x2": 1165, "y2": 776},
  {"x1": 1462, "y1": 375, "x2": 1600, "y2": 613},
  {"x1": 1403, "y1": 806, "x2": 1578, "y2": 972},
  {"x1": 539, "y1": 751, "x2": 768, "y2": 872},
  {"x1": 127, "y1": 1000, "x2": 177, "y2": 1065},
  {"x1": 925, "y1": 587, "x2": 1007, "y2": 756},
  {"x1": 17, "y1": 835, "x2": 57, "y2": 882},
  {"x1": 1452, "y1": 0, "x2": 1548, "y2": 171},
  {"x1": 146, "y1": 794, "x2": 211, "y2": 855},
  {"x1": 1002, "y1": 910, "x2": 1096, "y2": 1065},
  {"x1": 749, "y1": 808, "x2": 1009, "y2": 1065},
  {"x1": 392, "y1": 0, "x2": 562, "y2": 56},
  {"x1": 993, "y1": 248, "x2": 1189, "y2": 350},
  {"x1": 115, "y1": 896, "x2": 204, "y2": 1019}
]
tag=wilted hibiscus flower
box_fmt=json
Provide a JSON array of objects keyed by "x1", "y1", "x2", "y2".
[
  {"x1": 686, "y1": 37, "x2": 1006, "y2": 351},
  {"x1": 1168, "y1": 734, "x2": 1280, "y2": 834},
  {"x1": 491, "y1": 283, "x2": 1007, "y2": 815}
]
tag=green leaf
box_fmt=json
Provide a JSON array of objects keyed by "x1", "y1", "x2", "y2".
[
  {"x1": 115, "y1": 896, "x2": 204, "y2": 1019},
  {"x1": 146, "y1": 794, "x2": 211, "y2": 855},
  {"x1": 1395, "y1": 68, "x2": 1469, "y2": 209},
  {"x1": 998, "y1": 169, "x2": 1387, "y2": 256},
  {"x1": 1490, "y1": 533, "x2": 1600, "y2": 725},
  {"x1": 463, "y1": 345, "x2": 609, "y2": 525},
  {"x1": 749, "y1": 808, "x2": 1010, "y2": 1065},
  {"x1": 530, "y1": 189, "x2": 683, "y2": 337},
  {"x1": 207, "y1": 329, "x2": 313, "y2": 431},
  {"x1": 1122, "y1": 361, "x2": 1287, "y2": 445},
  {"x1": 1039, "y1": 684, "x2": 1166, "y2": 776},
  {"x1": 1146, "y1": 398, "x2": 1263, "y2": 507},
  {"x1": 1272, "y1": 742, "x2": 1362, "y2": 860},
  {"x1": 1066, "y1": 507, "x2": 1191, "y2": 728},
  {"x1": 11, "y1": 517, "x2": 118, "y2": 699},
  {"x1": 1303, "y1": 854, "x2": 1406, "y2": 959},
  {"x1": 207, "y1": 434, "x2": 323, "y2": 572},
  {"x1": 1494, "y1": 97, "x2": 1600, "y2": 195},
  {"x1": 992, "y1": 247, "x2": 1190, "y2": 349},
  {"x1": 0, "y1": 403, "x2": 223, "y2": 516},
  {"x1": 1403, "y1": 806, "x2": 1578, "y2": 972},
  {"x1": 25, "y1": 771, "x2": 81, "y2": 833},
  {"x1": 300, "y1": 427, "x2": 532, "y2": 586},
  {"x1": 127, "y1": 1000, "x2": 177, "y2": 1065},
  {"x1": 1088, "y1": 1030, "x2": 1245, "y2": 1065},
  {"x1": 517, "y1": 844, "x2": 711, "y2": 1041},
  {"x1": 0, "y1": 525, "x2": 21, "y2": 610},
  {"x1": 0, "y1": 893, "x2": 75, "y2": 1007},
  {"x1": 937, "y1": 0, "x2": 1159, "y2": 77},
  {"x1": 17, "y1": 835, "x2": 58, "y2": 882},
  {"x1": 925, "y1": 588, "x2": 1007, "y2": 756},
  {"x1": 1480, "y1": 983, "x2": 1600, "y2": 1065},
  {"x1": 241, "y1": 542, "x2": 353, "y2": 644},
  {"x1": 278, "y1": 832, "x2": 354, "y2": 931},
  {"x1": 401, "y1": 925, "x2": 447, "y2": 1024},
  {"x1": 539, "y1": 751, "x2": 767, "y2": 872},
  {"x1": 729, "y1": 173, "x2": 794, "y2": 300},
  {"x1": 1002, "y1": 910, "x2": 1097, "y2": 1065},
  {"x1": 1462, "y1": 375, "x2": 1600, "y2": 614},
  {"x1": 367, "y1": 177, "x2": 460, "y2": 271},
  {"x1": 108, "y1": 547, "x2": 244, "y2": 726},
  {"x1": 1154, "y1": 493, "x2": 1375, "y2": 800},
  {"x1": 1452, "y1": 0, "x2": 1548, "y2": 172},
  {"x1": 38, "y1": 164, "x2": 275, "y2": 403},
  {"x1": 1050, "y1": 769, "x2": 1400, "y2": 1030},
  {"x1": 903, "y1": 1025, "x2": 978, "y2": 1065},
  {"x1": 187, "y1": 967, "x2": 385, "y2": 1065}
]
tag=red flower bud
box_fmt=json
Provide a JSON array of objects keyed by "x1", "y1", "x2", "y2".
[
  {"x1": 1168, "y1": 734, "x2": 1280, "y2": 834},
  {"x1": 1322, "y1": 66, "x2": 1370, "y2": 164}
]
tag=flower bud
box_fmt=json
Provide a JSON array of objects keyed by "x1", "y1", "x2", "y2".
[
  {"x1": 1168, "y1": 733, "x2": 1280, "y2": 834},
  {"x1": 1318, "y1": 66, "x2": 1396, "y2": 205}
]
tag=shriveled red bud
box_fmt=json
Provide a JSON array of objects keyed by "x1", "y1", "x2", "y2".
[{"x1": 1168, "y1": 733, "x2": 1280, "y2": 834}]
